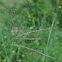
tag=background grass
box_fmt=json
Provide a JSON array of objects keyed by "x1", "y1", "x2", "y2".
[{"x1": 0, "y1": 0, "x2": 62, "y2": 62}]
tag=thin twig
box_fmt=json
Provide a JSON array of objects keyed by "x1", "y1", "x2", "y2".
[
  {"x1": 8, "y1": 44, "x2": 54, "y2": 60},
  {"x1": 13, "y1": 38, "x2": 40, "y2": 40},
  {"x1": 10, "y1": 4, "x2": 16, "y2": 39},
  {"x1": 14, "y1": 28, "x2": 55, "y2": 38}
]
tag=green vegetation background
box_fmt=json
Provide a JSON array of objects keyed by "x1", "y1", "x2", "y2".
[{"x1": 0, "y1": 0, "x2": 62, "y2": 62}]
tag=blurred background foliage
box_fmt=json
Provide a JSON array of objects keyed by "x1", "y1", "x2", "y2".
[{"x1": 0, "y1": 0, "x2": 62, "y2": 62}]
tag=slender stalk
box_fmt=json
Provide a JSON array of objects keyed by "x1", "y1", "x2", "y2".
[
  {"x1": 42, "y1": 17, "x2": 56, "y2": 61},
  {"x1": 8, "y1": 44, "x2": 54, "y2": 60}
]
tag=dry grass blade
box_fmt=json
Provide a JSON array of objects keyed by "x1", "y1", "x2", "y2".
[
  {"x1": 15, "y1": 28, "x2": 55, "y2": 38},
  {"x1": 13, "y1": 38, "x2": 40, "y2": 40},
  {"x1": 8, "y1": 44, "x2": 54, "y2": 60}
]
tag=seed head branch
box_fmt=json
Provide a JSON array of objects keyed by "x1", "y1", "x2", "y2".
[
  {"x1": 8, "y1": 44, "x2": 54, "y2": 60},
  {"x1": 13, "y1": 38, "x2": 40, "y2": 40},
  {"x1": 10, "y1": 4, "x2": 16, "y2": 39},
  {"x1": 15, "y1": 25, "x2": 24, "y2": 36},
  {"x1": 15, "y1": 28, "x2": 55, "y2": 38},
  {"x1": 11, "y1": 6, "x2": 16, "y2": 29}
]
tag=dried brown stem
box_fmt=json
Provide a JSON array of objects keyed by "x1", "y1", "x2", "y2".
[
  {"x1": 8, "y1": 44, "x2": 54, "y2": 60},
  {"x1": 13, "y1": 38, "x2": 40, "y2": 40}
]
